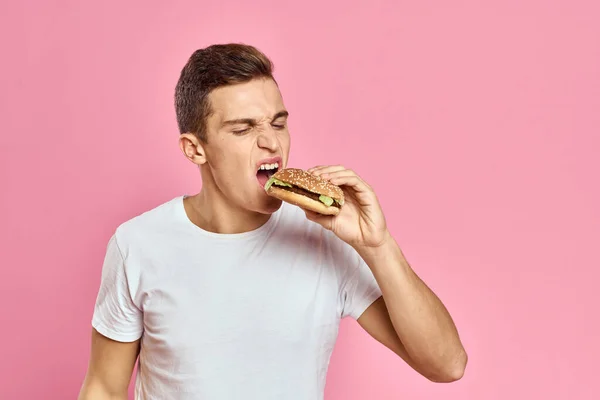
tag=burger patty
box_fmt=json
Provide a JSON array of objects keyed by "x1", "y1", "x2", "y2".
[{"x1": 277, "y1": 184, "x2": 340, "y2": 207}]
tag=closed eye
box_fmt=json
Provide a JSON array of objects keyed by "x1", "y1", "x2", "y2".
[{"x1": 232, "y1": 128, "x2": 251, "y2": 135}]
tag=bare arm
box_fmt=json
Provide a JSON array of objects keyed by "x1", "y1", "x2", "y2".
[
  {"x1": 357, "y1": 297, "x2": 436, "y2": 377},
  {"x1": 78, "y1": 328, "x2": 140, "y2": 400},
  {"x1": 302, "y1": 165, "x2": 467, "y2": 382},
  {"x1": 357, "y1": 235, "x2": 467, "y2": 383}
]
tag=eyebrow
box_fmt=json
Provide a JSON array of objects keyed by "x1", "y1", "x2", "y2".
[{"x1": 222, "y1": 110, "x2": 289, "y2": 127}]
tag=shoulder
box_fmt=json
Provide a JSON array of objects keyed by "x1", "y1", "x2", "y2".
[{"x1": 113, "y1": 196, "x2": 184, "y2": 252}]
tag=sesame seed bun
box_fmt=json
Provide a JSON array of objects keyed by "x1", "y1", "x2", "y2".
[
  {"x1": 265, "y1": 168, "x2": 345, "y2": 215},
  {"x1": 271, "y1": 168, "x2": 345, "y2": 202},
  {"x1": 267, "y1": 186, "x2": 341, "y2": 216}
]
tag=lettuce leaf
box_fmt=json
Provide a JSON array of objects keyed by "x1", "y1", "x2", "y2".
[
  {"x1": 319, "y1": 195, "x2": 334, "y2": 206},
  {"x1": 264, "y1": 176, "x2": 292, "y2": 191}
]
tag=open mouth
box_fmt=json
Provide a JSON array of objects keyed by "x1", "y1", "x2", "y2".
[{"x1": 256, "y1": 162, "x2": 279, "y2": 188}]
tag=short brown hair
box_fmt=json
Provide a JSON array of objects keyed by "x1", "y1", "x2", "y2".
[{"x1": 174, "y1": 43, "x2": 275, "y2": 142}]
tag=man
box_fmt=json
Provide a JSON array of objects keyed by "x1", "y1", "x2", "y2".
[{"x1": 78, "y1": 43, "x2": 467, "y2": 400}]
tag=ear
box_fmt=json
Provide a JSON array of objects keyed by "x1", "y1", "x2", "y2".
[{"x1": 179, "y1": 133, "x2": 207, "y2": 166}]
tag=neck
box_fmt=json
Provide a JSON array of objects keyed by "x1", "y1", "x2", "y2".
[{"x1": 184, "y1": 178, "x2": 271, "y2": 235}]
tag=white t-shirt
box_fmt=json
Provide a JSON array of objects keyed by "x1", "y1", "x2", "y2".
[{"x1": 92, "y1": 196, "x2": 382, "y2": 400}]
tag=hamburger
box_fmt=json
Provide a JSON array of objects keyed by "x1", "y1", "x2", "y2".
[{"x1": 264, "y1": 168, "x2": 345, "y2": 215}]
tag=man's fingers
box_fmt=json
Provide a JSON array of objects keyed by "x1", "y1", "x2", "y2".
[
  {"x1": 308, "y1": 165, "x2": 346, "y2": 176},
  {"x1": 303, "y1": 209, "x2": 334, "y2": 230},
  {"x1": 321, "y1": 170, "x2": 372, "y2": 191}
]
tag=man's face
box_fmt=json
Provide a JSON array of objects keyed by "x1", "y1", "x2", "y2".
[{"x1": 201, "y1": 78, "x2": 291, "y2": 214}]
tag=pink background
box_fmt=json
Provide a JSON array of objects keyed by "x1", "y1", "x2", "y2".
[{"x1": 1, "y1": 1, "x2": 599, "y2": 399}]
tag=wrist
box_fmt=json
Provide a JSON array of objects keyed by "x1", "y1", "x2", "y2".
[{"x1": 355, "y1": 231, "x2": 398, "y2": 264}]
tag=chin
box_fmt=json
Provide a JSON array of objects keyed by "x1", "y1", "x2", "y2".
[{"x1": 258, "y1": 196, "x2": 283, "y2": 215}]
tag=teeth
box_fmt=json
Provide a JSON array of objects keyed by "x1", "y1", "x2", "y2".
[{"x1": 259, "y1": 162, "x2": 279, "y2": 171}]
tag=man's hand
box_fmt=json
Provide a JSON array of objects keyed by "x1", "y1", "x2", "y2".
[{"x1": 305, "y1": 165, "x2": 390, "y2": 250}]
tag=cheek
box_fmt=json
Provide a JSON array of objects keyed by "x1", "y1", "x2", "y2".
[
  {"x1": 278, "y1": 130, "x2": 291, "y2": 145},
  {"x1": 280, "y1": 132, "x2": 291, "y2": 154},
  {"x1": 209, "y1": 147, "x2": 248, "y2": 182},
  {"x1": 208, "y1": 139, "x2": 243, "y2": 167}
]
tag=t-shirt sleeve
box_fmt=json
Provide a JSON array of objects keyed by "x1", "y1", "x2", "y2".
[
  {"x1": 91, "y1": 233, "x2": 143, "y2": 342},
  {"x1": 336, "y1": 238, "x2": 383, "y2": 320}
]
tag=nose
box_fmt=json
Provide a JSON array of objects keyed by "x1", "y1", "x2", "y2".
[{"x1": 257, "y1": 126, "x2": 278, "y2": 152}]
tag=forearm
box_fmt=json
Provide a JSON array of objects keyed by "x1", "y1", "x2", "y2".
[{"x1": 357, "y1": 233, "x2": 467, "y2": 380}]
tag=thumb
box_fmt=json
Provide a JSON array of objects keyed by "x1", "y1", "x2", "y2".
[{"x1": 304, "y1": 209, "x2": 334, "y2": 230}]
